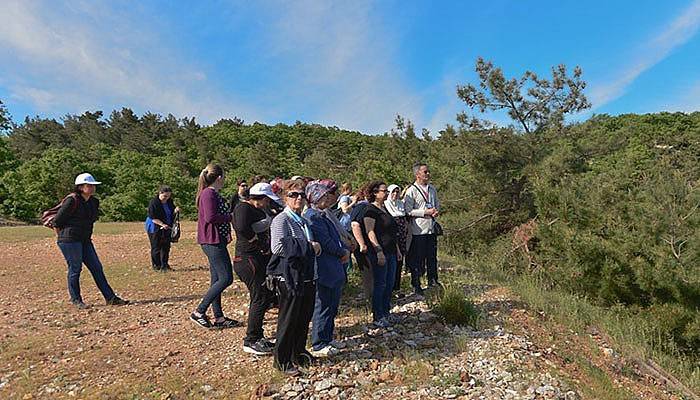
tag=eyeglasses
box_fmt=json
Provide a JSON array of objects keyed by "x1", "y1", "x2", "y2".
[
  {"x1": 287, "y1": 191, "x2": 306, "y2": 199},
  {"x1": 377, "y1": 188, "x2": 388, "y2": 193},
  {"x1": 240, "y1": 184, "x2": 248, "y2": 188}
]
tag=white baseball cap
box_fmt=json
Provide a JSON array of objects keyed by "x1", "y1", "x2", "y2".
[
  {"x1": 249, "y1": 182, "x2": 280, "y2": 201},
  {"x1": 75, "y1": 173, "x2": 101, "y2": 185}
]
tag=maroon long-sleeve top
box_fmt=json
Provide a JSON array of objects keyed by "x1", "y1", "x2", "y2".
[{"x1": 197, "y1": 187, "x2": 232, "y2": 245}]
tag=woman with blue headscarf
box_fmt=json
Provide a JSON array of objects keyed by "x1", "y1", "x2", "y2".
[{"x1": 304, "y1": 179, "x2": 351, "y2": 357}]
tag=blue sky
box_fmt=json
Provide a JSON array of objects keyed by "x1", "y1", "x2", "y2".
[{"x1": 1, "y1": 0, "x2": 700, "y2": 134}]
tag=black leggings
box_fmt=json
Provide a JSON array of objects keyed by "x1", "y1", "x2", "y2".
[{"x1": 233, "y1": 252, "x2": 274, "y2": 345}]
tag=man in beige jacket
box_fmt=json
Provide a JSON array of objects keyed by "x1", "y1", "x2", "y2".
[{"x1": 403, "y1": 162, "x2": 440, "y2": 297}]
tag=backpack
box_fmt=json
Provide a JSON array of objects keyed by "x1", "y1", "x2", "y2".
[{"x1": 41, "y1": 193, "x2": 79, "y2": 230}]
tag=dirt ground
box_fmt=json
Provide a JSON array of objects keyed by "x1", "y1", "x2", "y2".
[{"x1": 0, "y1": 223, "x2": 690, "y2": 400}]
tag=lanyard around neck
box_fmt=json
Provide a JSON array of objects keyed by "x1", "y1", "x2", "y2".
[{"x1": 285, "y1": 208, "x2": 312, "y2": 240}]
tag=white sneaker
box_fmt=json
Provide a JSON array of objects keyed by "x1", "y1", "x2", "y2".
[
  {"x1": 310, "y1": 345, "x2": 338, "y2": 357},
  {"x1": 329, "y1": 340, "x2": 346, "y2": 349}
]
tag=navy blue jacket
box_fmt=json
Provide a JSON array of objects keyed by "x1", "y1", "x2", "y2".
[
  {"x1": 266, "y1": 236, "x2": 315, "y2": 296},
  {"x1": 304, "y1": 208, "x2": 348, "y2": 288}
]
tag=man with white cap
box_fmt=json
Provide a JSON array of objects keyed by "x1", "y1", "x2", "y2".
[
  {"x1": 232, "y1": 182, "x2": 279, "y2": 355},
  {"x1": 54, "y1": 173, "x2": 129, "y2": 309}
]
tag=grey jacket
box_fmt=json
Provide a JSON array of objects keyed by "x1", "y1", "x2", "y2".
[{"x1": 403, "y1": 183, "x2": 440, "y2": 235}]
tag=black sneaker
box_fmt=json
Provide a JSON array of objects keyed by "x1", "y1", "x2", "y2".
[
  {"x1": 71, "y1": 299, "x2": 89, "y2": 309},
  {"x1": 276, "y1": 363, "x2": 301, "y2": 377},
  {"x1": 106, "y1": 296, "x2": 129, "y2": 305},
  {"x1": 243, "y1": 339, "x2": 273, "y2": 356},
  {"x1": 212, "y1": 316, "x2": 242, "y2": 329},
  {"x1": 294, "y1": 351, "x2": 316, "y2": 368},
  {"x1": 190, "y1": 312, "x2": 212, "y2": 329}
]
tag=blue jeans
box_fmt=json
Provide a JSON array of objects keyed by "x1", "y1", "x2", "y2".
[
  {"x1": 57, "y1": 241, "x2": 116, "y2": 302},
  {"x1": 197, "y1": 243, "x2": 234, "y2": 318},
  {"x1": 370, "y1": 252, "x2": 397, "y2": 321},
  {"x1": 311, "y1": 283, "x2": 343, "y2": 350}
]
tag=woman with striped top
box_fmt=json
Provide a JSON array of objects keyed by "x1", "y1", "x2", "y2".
[{"x1": 267, "y1": 179, "x2": 321, "y2": 376}]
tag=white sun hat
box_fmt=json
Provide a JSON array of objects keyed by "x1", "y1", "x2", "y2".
[
  {"x1": 75, "y1": 173, "x2": 101, "y2": 185},
  {"x1": 249, "y1": 182, "x2": 280, "y2": 201}
]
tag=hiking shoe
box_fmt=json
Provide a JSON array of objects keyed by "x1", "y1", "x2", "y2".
[
  {"x1": 190, "y1": 312, "x2": 212, "y2": 329},
  {"x1": 106, "y1": 296, "x2": 129, "y2": 305},
  {"x1": 243, "y1": 339, "x2": 273, "y2": 356},
  {"x1": 372, "y1": 319, "x2": 392, "y2": 329},
  {"x1": 279, "y1": 365, "x2": 301, "y2": 377},
  {"x1": 329, "y1": 339, "x2": 346, "y2": 349},
  {"x1": 387, "y1": 314, "x2": 404, "y2": 324},
  {"x1": 310, "y1": 345, "x2": 338, "y2": 358},
  {"x1": 212, "y1": 316, "x2": 242, "y2": 329},
  {"x1": 294, "y1": 351, "x2": 316, "y2": 367},
  {"x1": 71, "y1": 299, "x2": 89, "y2": 309}
]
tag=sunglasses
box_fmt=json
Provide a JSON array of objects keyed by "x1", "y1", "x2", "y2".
[{"x1": 287, "y1": 191, "x2": 307, "y2": 199}]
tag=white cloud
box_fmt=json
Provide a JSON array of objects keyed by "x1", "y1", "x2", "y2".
[
  {"x1": 0, "y1": 0, "x2": 257, "y2": 123},
  {"x1": 249, "y1": 0, "x2": 423, "y2": 133},
  {"x1": 589, "y1": 0, "x2": 700, "y2": 109}
]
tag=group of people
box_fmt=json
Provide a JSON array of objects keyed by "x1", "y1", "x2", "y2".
[{"x1": 52, "y1": 162, "x2": 440, "y2": 376}]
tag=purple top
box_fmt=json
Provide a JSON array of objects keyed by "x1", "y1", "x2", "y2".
[{"x1": 197, "y1": 187, "x2": 233, "y2": 245}]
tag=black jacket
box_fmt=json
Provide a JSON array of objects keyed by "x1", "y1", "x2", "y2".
[
  {"x1": 266, "y1": 236, "x2": 315, "y2": 296},
  {"x1": 54, "y1": 194, "x2": 99, "y2": 243},
  {"x1": 147, "y1": 196, "x2": 176, "y2": 225}
]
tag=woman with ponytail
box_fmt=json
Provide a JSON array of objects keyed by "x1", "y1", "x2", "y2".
[{"x1": 190, "y1": 164, "x2": 241, "y2": 329}]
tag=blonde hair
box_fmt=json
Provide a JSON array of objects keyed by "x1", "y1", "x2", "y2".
[
  {"x1": 195, "y1": 164, "x2": 224, "y2": 208},
  {"x1": 340, "y1": 182, "x2": 352, "y2": 195}
]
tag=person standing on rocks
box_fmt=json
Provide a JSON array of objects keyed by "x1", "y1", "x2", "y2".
[
  {"x1": 403, "y1": 162, "x2": 441, "y2": 297},
  {"x1": 363, "y1": 181, "x2": 400, "y2": 328},
  {"x1": 267, "y1": 179, "x2": 321, "y2": 376},
  {"x1": 190, "y1": 164, "x2": 242, "y2": 329},
  {"x1": 232, "y1": 182, "x2": 278, "y2": 355},
  {"x1": 385, "y1": 184, "x2": 409, "y2": 295},
  {"x1": 54, "y1": 173, "x2": 129, "y2": 309},
  {"x1": 303, "y1": 180, "x2": 351, "y2": 357},
  {"x1": 350, "y1": 183, "x2": 373, "y2": 299},
  {"x1": 145, "y1": 185, "x2": 180, "y2": 271}
]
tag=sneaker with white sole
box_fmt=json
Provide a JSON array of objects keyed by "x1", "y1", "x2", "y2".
[
  {"x1": 310, "y1": 344, "x2": 338, "y2": 357},
  {"x1": 328, "y1": 340, "x2": 346, "y2": 349},
  {"x1": 243, "y1": 339, "x2": 273, "y2": 356},
  {"x1": 190, "y1": 312, "x2": 212, "y2": 329}
]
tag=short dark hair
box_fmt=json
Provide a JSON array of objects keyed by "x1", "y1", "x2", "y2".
[
  {"x1": 159, "y1": 185, "x2": 172, "y2": 194},
  {"x1": 366, "y1": 180, "x2": 386, "y2": 203}
]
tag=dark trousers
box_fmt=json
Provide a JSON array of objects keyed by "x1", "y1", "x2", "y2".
[
  {"x1": 57, "y1": 240, "x2": 116, "y2": 302},
  {"x1": 393, "y1": 256, "x2": 403, "y2": 291},
  {"x1": 148, "y1": 230, "x2": 171, "y2": 268},
  {"x1": 233, "y1": 252, "x2": 274, "y2": 345},
  {"x1": 197, "y1": 243, "x2": 234, "y2": 319},
  {"x1": 274, "y1": 280, "x2": 315, "y2": 371},
  {"x1": 407, "y1": 234, "x2": 438, "y2": 290},
  {"x1": 311, "y1": 283, "x2": 343, "y2": 350}
]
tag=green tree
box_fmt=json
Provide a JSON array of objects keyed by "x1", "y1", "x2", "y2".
[{"x1": 457, "y1": 57, "x2": 591, "y2": 133}]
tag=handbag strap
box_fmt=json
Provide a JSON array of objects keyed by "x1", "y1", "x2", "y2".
[{"x1": 412, "y1": 183, "x2": 430, "y2": 204}]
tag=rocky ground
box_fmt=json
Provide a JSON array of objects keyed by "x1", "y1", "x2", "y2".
[{"x1": 0, "y1": 223, "x2": 687, "y2": 399}]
